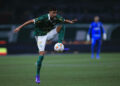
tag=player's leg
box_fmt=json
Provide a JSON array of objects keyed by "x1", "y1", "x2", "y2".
[
  {"x1": 56, "y1": 25, "x2": 63, "y2": 33},
  {"x1": 47, "y1": 25, "x2": 65, "y2": 43},
  {"x1": 47, "y1": 25, "x2": 62, "y2": 40},
  {"x1": 36, "y1": 52, "x2": 44, "y2": 83},
  {"x1": 91, "y1": 38, "x2": 96, "y2": 59},
  {"x1": 58, "y1": 25, "x2": 66, "y2": 43},
  {"x1": 96, "y1": 39, "x2": 101, "y2": 59},
  {"x1": 35, "y1": 36, "x2": 47, "y2": 83},
  {"x1": 35, "y1": 25, "x2": 62, "y2": 83}
]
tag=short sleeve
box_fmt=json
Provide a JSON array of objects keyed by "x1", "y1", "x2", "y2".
[
  {"x1": 56, "y1": 15, "x2": 65, "y2": 23},
  {"x1": 34, "y1": 15, "x2": 45, "y2": 24}
]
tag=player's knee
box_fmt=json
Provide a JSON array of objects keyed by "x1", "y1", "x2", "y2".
[
  {"x1": 39, "y1": 51, "x2": 45, "y2": 55},
  {"x1": 56, "y1": 25, "x2": 62, "y2": 33}
]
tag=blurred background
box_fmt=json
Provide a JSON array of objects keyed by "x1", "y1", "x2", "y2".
[
  {"x1": 0, "y1": 0, "x2": 120, "y2": 54},
  {"x1": 0, "y1": 0, "x2": 120, "y2": 86}
]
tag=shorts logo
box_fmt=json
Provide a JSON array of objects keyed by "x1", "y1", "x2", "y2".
[
  {"x1": 39, "y1": 45, "x2": 43, "y2": 48},
  {"x1": 38, "y1": 41, "x2": 42, "y2": 44}
]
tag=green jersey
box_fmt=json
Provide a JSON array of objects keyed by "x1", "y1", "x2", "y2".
[{"x1": 34, "y1": 14, "x2": 65, "y2": 36}]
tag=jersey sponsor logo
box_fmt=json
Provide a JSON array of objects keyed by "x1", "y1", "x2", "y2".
[
  {"x1": 94, "y1": 34, "x2": 101, "y2": 37},
  {"x1": 94, "y1": 27, "x2": 100, "y2": 30}
]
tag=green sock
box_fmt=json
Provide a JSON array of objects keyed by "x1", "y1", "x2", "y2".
[
  {"x1": 58, "y1": 25, "x2": 66, "y2": 43},
  {"x1": 36, "y1": 55, "x2": 44, "y2": 76}
]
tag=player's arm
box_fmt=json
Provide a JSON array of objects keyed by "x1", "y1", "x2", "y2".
[
  {"x1": 57, "y1": 15, "x2": 77, "y2": 24},
  {"x1": 64, "y1": 19, "x2": 77, "y2": 24},
  {"x1": 14, "y1": 19, "x2": 34, "y2": 32},
  {"x1": 87, "y1": 24, "x2": 92, "y2": 41},
  {"x1": 101, "y1": 23, "x2": 107, "y2": 40}
]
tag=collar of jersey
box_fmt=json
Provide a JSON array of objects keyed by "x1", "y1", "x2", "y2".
[{"x1": 48, "y1": 14, "x2": 51, "y2": 20}]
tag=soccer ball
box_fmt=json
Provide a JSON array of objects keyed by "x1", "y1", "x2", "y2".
[{"x1": 54, "y1": 43, "x2": 64, "y2": 52}]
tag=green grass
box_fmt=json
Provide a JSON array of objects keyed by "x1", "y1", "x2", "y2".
[{"x1": 0, "y1": 53, "x2": 120, "y2": 86}]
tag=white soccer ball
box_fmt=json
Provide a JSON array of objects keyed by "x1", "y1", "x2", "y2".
[{"x1": 54, "y1": 43, "x2": 64, "y2": 52}]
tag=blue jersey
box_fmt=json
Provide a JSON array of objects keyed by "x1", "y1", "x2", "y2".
[{"x1": 88, "y1": 22, "x2": 105, "y2": 39}]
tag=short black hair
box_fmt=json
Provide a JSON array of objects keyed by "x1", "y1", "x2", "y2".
[{"x1": 48, "y1": 7, "x2": 57, "y2": 11}]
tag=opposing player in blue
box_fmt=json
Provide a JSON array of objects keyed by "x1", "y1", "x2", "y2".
[{"x1": 87, "y1": 16, "x2": 107, "y2": 59}]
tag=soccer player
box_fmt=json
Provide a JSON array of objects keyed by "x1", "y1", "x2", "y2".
[
  {"x1": 14, "y1": 8, "x2": 77, "y2": 84},
  {"x1": 87, "y1": 16, "x2": 107, "y2": 59}
]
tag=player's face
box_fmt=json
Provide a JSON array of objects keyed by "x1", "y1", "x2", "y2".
[
  {"x1": 94, "y1": 16, "x2": 99, "y2": 22},
  {"x1": 49, "y1": 11, "x2": 57, "y2": 18}
]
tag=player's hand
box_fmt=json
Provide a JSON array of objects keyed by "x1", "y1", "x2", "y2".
[
  {"x1": 69, "y1": 21, "x2": 74, "y2": 24},
  {"x1": 72, "y1": 19, "x2": 78, "y2": 22},
  {"x1": 65, "y1": 19, "x2": 77, "y2": 24},
  {"x1": 70, "y1": 19, "x2": 78, "y2": 24},
  {"x1": 14, "y1": 27, "x2": 21, "y2": 32}
]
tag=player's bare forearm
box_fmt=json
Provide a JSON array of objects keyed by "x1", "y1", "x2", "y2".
[
  {"x1": 64, "y1": 19, "x2": 73, "y2": 24},
  {"x1": 14, "y1": 19, "x2": 34, "y2": 32},
  {"x1": 64, "y1": 19, "x2": 77, "y2": 24},
  {"x1": 19, "y1": 19, "x2": 34, "y2": 28}
]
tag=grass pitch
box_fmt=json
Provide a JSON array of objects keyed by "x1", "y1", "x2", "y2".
[{"x1": 0, "y1": 53, "x2": 120, "y2": 86}]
